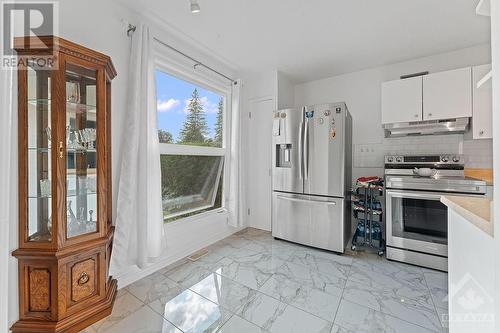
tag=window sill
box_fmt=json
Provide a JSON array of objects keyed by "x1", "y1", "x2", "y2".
[{"x1": 163, "y1": 208, "x2": 228, "y2": 228}]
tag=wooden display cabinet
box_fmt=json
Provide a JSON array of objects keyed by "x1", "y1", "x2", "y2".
[{"x1": 11, "y1": 36, "x2": 117, "y2": 333}]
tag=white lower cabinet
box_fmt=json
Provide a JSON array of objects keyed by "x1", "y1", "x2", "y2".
[
  {"x1": 448, "y1": 209, "x2": 494, "y2": 333},
  {"x1": 472, "y1": 64, "x2": 492, "y2": 139}
]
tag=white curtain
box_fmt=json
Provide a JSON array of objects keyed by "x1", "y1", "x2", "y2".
[
  {"x1": 0, "y1": 61, "x2": 15, "y2": 333},
  {"x1": 110, "y1": 24, "x2": 166, "y2": 274},
  {"x1": 227, "y1": 80, "x2": 243, "y2": 227}
]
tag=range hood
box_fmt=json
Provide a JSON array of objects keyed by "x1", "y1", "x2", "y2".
[{"x1": 383, "y1": 117, "x2": 469, "y2": 137}]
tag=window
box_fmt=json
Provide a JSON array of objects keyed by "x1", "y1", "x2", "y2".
[{"x1": 156, "y1": 69, "x2": 226, "y2": 222}]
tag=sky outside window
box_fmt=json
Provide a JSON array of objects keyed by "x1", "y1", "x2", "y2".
[{"x1": 155, "y1": 70, "x2": 223, "y2": 144}]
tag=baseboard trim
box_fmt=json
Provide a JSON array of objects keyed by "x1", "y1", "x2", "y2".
[{"x1": 115, "y1": 226, "x2": 245, "y2": 288}]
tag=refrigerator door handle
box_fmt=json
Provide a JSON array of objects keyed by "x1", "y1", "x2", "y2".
[
  {"x1": 304, "y1": 117, "x2": 309, "y2": 180},
  {"x1": 276, "y1": 195, "x2": 337, "y2": 205},
  {"x1": 298, "y1": 120, "x2": 304, "y2": 180}
]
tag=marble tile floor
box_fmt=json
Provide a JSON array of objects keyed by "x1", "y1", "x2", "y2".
[{"x1": 82, "y1": 228, "x2": 448, "y2": 333}]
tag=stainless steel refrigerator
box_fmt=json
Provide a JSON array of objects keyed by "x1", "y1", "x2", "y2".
[{"x1": 272, "y1": 102, "x2": 352, "y2": 253}]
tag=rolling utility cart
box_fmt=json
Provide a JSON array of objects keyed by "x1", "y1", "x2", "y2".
[{"x1": 351, "y1": 177, "x2": 386, "y2": 256}]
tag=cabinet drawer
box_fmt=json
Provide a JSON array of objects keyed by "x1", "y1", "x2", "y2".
[
  {"x1": 59, "y1": 249, "x2": 106, "y2": 318},
  {"x1": 71, "y1": 258, "x2": 97, "y2": 302},
  {"x1": 272, "y1": 192, "x2": 345, "y2": 252}
]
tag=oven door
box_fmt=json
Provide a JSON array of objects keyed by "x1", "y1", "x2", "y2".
[{"x1": 386, "y1": 189, "x2": 449, "y2": 257}]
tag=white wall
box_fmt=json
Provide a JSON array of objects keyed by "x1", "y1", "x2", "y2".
[
  {"x1": 294, "y1": 44, "x2": 492, "y2": 180},
  {"x1": 277, "y1": 70, "x2": 295, "y2": 109},
  {"x1": 5, "y1": 0, "x2": 245, "y2": 327}
]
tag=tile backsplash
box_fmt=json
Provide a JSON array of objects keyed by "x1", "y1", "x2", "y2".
[
  {"x1": 354, "y1": 134, "x2": 492, "y2": 169},
  {"x1": 462, "y1": 138, "x2": 493, "y2": 168}
]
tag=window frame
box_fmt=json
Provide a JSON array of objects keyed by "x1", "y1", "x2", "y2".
[{"x1": 155, "y1": 49, "x2": 232, "y2": 223}]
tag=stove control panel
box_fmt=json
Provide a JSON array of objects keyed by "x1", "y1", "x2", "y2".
[{"x1": 385, "y1": 154, "x2": 464, "y2": 165}]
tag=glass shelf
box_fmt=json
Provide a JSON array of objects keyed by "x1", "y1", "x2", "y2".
[
  {"x1": 29, "y1": 191, "x2": 97, "y2": 199},
  {"x1": 26, "y1": 64, "x2": 52, "y2": 242},
  {"x1": 28, "y1": 147, "x2": 97, "y2": 154},
  {"x1": 65, "y1": 63, "x2": 98, "y2": 239},
  {"x1": 28, "y1": 99, "x2": 97, "y2": 114},
  {"x1": 28, "y1": 232, "x2": 52, "y2": 242}
]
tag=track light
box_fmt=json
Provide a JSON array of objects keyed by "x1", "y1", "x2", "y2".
[{"x1": 190, "y1": 0, "x2": 201, "y2": 13}]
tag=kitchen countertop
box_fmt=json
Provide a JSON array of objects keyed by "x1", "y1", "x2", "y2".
[
  {"x1": 441, "y1": 195, "x2": 493, "y2": 237},
  {"x1": 464, "y1": 168, "x2": 493, "y2": 186}
]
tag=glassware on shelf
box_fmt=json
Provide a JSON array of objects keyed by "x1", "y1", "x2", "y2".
[
  {"x1": 66, "y1": 81, "x2": 81, "y2": 103},
  {"x1": 87, "y1": 128, "x2": 97, "y2": 149},
  {"x1": 66, "y1": 126, "x2": 97, "y2": 151},
  {"x1": 47, "y1": 216, "x2": 52, "y2": 233},
  {"x1": 88, "y1": 177, "x2": 97, "y2": 193},
  {"x1": 87, "y1": 209, "x2": 96, "y2": 232},
  {"x1": 39, "y1": 179, "x2": 51, "y2": 197},
  {"x1": 77, "y1": 207, "x2": 86, "y2": 232},
  {"x1": 77, "y1": 176, "x2": 87, "y2": 195},
  {"x1": 67, "y1": 200, "x2": 78, "y2": 236},
  {"x1": 75, "y1": 130, "x2": 85, "y2": 150},
  {"x1": 44, "y1": 127, "x2": 52, "y2": 144},
  {"x1": 77, "y1": 129, "x2": 86, "y2": 148},
  {"x1": 66, "y1": 125, "x2": 72, "y2": 147}
]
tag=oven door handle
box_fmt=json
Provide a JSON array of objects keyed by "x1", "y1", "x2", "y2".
[{"x1": 385, "y1": 190, "x2": 443, "y2": 200}]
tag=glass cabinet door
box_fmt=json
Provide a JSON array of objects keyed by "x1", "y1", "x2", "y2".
[
  {"x1": 27, "y1": 61, "x2": 53, "y2": 242},
  {"x1": 65, "y1": 63, "x2": 98, "y2": 238}
]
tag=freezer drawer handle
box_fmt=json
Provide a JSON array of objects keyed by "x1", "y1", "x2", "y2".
[
  {"x1": 304, "y1": 118, "x2": 309, "y2": 180},
  {"x1": 298, "y1": 120, "x2": 304, "y2": 179},
  {"x1": 276, "y1": 195, "x2": 337, "y2": 205}
]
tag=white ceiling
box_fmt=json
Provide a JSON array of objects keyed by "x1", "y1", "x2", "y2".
[{"x1": 117, "y1": 0, "x2": 490, "y2": 83}]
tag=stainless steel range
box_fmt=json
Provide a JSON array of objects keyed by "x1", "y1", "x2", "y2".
[{"x1": 384, "y1": 154, "x2": 486, "y2": 271}]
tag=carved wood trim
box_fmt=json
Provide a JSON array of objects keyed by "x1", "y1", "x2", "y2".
[
  {"x1": 29, "y1": 268, "x2": 51, "y2": 312},
  {"x1": 14, "y1": 36, "x2": 117, "y2": 78}
]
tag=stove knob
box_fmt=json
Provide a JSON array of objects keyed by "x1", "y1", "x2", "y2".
[
  {"x1": 441, "y1": 156, "x2": 449, "y2": 163},
  {"x1": 396, "y1": 156, "x2": 403, "y2": 163},
  {"x1": 387, "y1": 156, "x2": 394, "y2": 163},
  {"x1": 452, "y1": 156, "x2": 460, "y2": 163}
]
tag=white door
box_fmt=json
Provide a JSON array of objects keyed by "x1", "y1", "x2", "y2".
[
  {"x1": 423, "y1": 67, "x2": 472, "y2": 121},
  {"x1": 381, "y1": 76, "x2": 422, "y2": 124},
  {"x1": 248, "y1": 98, "x2": 274, "y2": 231},
  {"x1": 472, "y1": 64, "x2": 492, "y2": 139}
]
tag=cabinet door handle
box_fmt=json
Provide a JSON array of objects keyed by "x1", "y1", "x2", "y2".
[
  {"x1": 428, "y1": 113, "x2": 432, "y2": 117},
  {"x1": 414, "y1": 114, "x2": 419, "y2": 118},
  {"x1": 77, "y1": 272, "x2": 89, "y2": 285},
  {"x1": 59, "y1": 141, "x2": 64, "y2": 159},
  {"x1": 479, "y1": 130, "x2": 484, "y2": 136}
]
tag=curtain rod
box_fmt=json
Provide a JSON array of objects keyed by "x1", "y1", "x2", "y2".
[{"x1": 127, "y1": 24, "x2": 237, "y2": 85}]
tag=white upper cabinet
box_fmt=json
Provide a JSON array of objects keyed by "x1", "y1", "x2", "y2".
[
  {"x1": 472, "y1": 64, "x2": 492, "y2": 139},
  {"x1": 381, "y1": 76, "x2": 422, "y2": 124},
  {"x1": 422, "y1": 67, "x2": 472, "y2": 121}
]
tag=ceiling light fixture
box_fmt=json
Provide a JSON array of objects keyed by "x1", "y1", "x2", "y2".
[{"x1": 190, "y1": 0, "x2": 201, "y2": 13}]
